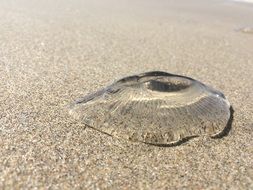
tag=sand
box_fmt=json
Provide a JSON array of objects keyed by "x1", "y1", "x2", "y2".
[{"x1": 0, "y1": 0, "x2": 252, "y2": 189}]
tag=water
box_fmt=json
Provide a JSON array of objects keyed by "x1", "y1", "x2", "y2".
[{"x1": 233, "y1": 0, "x2": 253, "y2": 4}]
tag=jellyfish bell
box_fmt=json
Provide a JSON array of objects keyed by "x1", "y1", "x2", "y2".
[{"x1": 69, "y1": 71, "x2": 231, "y2": 145}]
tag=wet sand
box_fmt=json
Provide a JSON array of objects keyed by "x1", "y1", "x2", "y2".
[{"x1": 0, "y1": 0, "x2": 252, "y2": 189}]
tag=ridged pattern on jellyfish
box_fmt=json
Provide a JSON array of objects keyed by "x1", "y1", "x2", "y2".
[{"x1": 69, "y1": 71, "x2": 231, "y2": 145}]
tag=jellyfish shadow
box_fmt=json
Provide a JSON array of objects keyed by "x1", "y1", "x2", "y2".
[{"x1": 212, "y1": 106, "x2": 234, "y2": 139}]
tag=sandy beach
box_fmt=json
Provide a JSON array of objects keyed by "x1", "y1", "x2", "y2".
[{"x1": 0, "y1": 0, "x2": 252, "y2": 189}]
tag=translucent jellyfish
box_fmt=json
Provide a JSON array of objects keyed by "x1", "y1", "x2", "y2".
[{"x1": 68, "y1": 71, "x2": 232, "y2": 145}]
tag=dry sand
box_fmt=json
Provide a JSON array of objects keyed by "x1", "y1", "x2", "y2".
[{"x1": 0, "y1": 0, "x2": 253, "y2": 189}]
